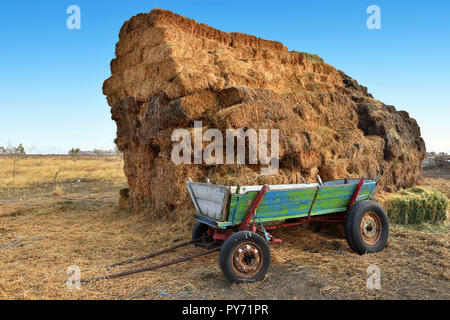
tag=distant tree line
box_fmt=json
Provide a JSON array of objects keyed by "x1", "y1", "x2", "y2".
[{"x1": 67, "y1": 148, "x2": 121, "y2": 156}]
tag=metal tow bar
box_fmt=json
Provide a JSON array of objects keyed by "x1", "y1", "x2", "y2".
[{"x1": 81, "y1": 236, "x2": 221, "y2": 282}]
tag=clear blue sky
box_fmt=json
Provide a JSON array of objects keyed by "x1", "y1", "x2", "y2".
[{"x1": 0, "y1": 0, "x2": 449, "y2": 154}]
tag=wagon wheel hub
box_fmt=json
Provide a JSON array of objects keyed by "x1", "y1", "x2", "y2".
[
  {"x1": 360, "y1": 211, "x2": 382, "y2": 245},
  {"x1": 233, "y1": 244, "x2": 262, "y2": 275}
]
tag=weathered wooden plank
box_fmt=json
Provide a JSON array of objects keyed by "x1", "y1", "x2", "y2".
[
  {"x1": 195, "y1": 198, "x2": 226, "y2": 220},
  {"x1": 188, "y1": 182, "x2": 228, "y2": 203},
  {"x1": 188, "y1": 182, "x2": 229, "y2": 220}
]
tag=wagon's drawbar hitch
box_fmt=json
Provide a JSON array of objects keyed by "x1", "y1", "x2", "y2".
[{"x1": 80, "y1": 236, "x2": 221, "y2": 283}]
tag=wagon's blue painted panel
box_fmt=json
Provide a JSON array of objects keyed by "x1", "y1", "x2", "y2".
[
  {"x1": 226, "y1": 180, "x2": 377, "y2": 226},
  {"x1": 192, "y1": 179, "x2": 379, "y2": 228}
]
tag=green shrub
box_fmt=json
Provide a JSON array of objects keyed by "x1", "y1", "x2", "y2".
[
  {"x1": 386, "y1": 187, "x2": 448, "y2": 224},
  {"x1": 304, "y1": 53, "x2": 324, "y2": 64}
]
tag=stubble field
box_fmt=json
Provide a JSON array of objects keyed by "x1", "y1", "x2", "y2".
[{"x1": 0, "y1": 155, "x2": 448, "y2": 300}]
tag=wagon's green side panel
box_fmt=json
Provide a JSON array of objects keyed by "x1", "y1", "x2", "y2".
[{"x1": 224, "y1": 181, "x2": 377, "y2": 227}]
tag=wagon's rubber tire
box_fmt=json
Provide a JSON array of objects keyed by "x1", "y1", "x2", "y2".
[
  {"x1": 192, "y1": 222, "x2": 215, "y2": 247},
  {"x1": 219, "y1": 231, "x2": 271, "y2": 283},
  {"x1": 345, "y1": 200, "x2": 389, "y2": 255}
]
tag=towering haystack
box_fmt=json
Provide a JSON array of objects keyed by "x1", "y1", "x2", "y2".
[{"x1": 103, "y1": 9, "x2": 425, "y2": 214}]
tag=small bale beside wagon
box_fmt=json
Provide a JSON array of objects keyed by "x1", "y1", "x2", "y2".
[{"x1": 386, "y1": 187, "x2": 448, "y2": 224}]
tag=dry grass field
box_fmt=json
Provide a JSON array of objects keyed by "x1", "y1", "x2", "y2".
[{"x1": 0, "y1": 155, "x2": 448, "y2": 300}]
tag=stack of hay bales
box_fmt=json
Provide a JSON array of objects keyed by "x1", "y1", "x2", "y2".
[
  {"x1": 386, "y1": 187, "x2": 448, "y2": 224},
  {"x1": 103, "y1": 9, "x2": 426, "y2": 214}
]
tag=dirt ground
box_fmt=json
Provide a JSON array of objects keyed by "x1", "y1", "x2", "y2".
[{"x1": 0, "y1": 158, "x2": 448, "y2": 300}]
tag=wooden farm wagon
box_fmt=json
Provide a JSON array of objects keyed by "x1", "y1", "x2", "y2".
[{"x1": 187, "y1": 174, "x2": 389, "y2": 283}]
